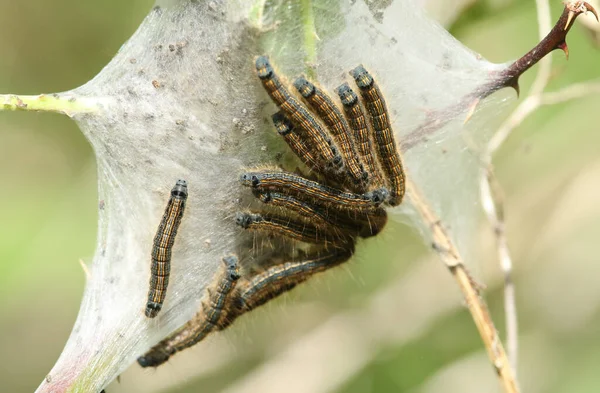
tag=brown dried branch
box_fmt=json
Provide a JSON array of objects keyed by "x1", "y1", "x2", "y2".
[{"x1": 406, "y1": 178, "x2": 520, "y2": 393}]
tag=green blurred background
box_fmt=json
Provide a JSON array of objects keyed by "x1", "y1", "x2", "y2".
[{"x1": 1, "y1": 1, "x2": 600, "y2": 392}]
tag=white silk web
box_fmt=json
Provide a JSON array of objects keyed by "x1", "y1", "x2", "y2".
[{"x1": 33, "y1": 1, "x2": 515, "y2": 391}]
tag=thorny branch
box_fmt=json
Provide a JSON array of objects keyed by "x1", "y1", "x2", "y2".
[
  {"x1": 479, "y1": 0, "x2": 599, "y2": 378},
  {"x1": 499, "y1": 1, "x2": 598, "y2": 93},
  {"x1": 402, "y1": 1, "x2": 598, "y2": 151}
]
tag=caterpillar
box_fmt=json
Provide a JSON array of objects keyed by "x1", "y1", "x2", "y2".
[{"x1": 145, "y1": 179, "x2": 188, "y2": 318}]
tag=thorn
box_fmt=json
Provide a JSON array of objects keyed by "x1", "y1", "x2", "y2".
[
  {"x1": 507, "y1": 78, "x2": 521, "y2": 97},
  {"x1": 565, "y1": 1, "x2": 599, "y2": 28},
  {"x1": 565, "y1": 10, "x2": 576, "y2": 30},
  {"x1": 79, "y1": 259, "x2": 91, "y2": 281},
  {"x1": 464, "y1": 98, "x2": 480, "y2": 124},
  {"x1": 557, "y1": 41, "x2": 570, "y2": 59},
  {"x1": 586, "y1": 1, "x2": 600, "y2": 21}
]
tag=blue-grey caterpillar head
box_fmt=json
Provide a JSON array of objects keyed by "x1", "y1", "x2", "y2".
[
  {"x1": 144, "y1": 302, "x2": 162, "y2": 318},
  {"x1": 350, "y1": 65, "x2": 374, "y2": 89},
  {"x1": 293, "y1": 76, "x2": 316, "y2": 98},
  {"x1": 239, "y1": 173, "x2": 260, "y2": 188},
  {"x1": 235, "y1": 212, "x2": 261, "y2": 229},
  {"x1": 171, "y1": 179, "x2": 188, "y2": 198},
  {"x1": 271, "y1": 111, "x2": 294, "y2": 136},
  {"x1": 137, "y1": 347, "x2": 170, "y2": 368},
  {"x1": 222, "y1": 255, "x2": 241, "y2": 281},
  {"x1": 365, "y1": 187, "x2": 389, "y2": 206},
  {"x1": 255, "y1": 56, "x2": 274, "y2": 80},
  {"x1": 336, "y1": 83, "x2": 358, "y2": 107}
]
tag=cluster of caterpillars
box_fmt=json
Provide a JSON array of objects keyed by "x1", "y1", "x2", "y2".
[{"x1": 137, "y1": 56, "x2": 405, "y2": 367}]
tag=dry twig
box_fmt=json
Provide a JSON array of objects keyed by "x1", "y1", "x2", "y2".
[{"x1": 407, "y1": 178, "x2": 520, "y2": 393}]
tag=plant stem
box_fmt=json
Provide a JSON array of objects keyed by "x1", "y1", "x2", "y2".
[
  {"x1": 497, "y1": 1, "x2": 599, "y2": 94},
  {"x1": 300, "y1": 0, "x2": 318, "y2": 78},
  {"x1": 249, "y1": 0, "x2": 267, "y2": 27},
  {"x1": 407, "y1": 178, "x2": 520, "y2": 393},
  {"x1": 0, "y1": 93, "x2": 99, "y2": 117},
  {"x1": 402, "y1": 1, "x2": 598, "y2": 151}
]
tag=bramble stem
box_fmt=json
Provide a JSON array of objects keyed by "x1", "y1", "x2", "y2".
[
  {"x1": 0, "y1": 93, "x2": 99, "y2": 117},
  {"x1": 402, "y1": 1, "x2": 598, "y2": 150},
  {"x1": 497, "y1": 1, "x2": 599, "y2": 94}
]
